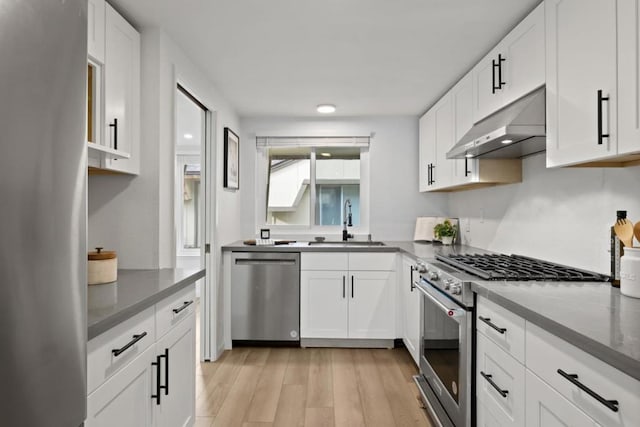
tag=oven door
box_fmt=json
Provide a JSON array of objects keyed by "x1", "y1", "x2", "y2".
[{"x1": 416, "y1": 278, "x2": 471, "y2": 427}]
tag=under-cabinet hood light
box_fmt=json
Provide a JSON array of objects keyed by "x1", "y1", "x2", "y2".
[
  {"x1": 184, "y1": 133, "x2": 193, "y2": 139},
  {"x1": 317, "y1": 104, "x2": 336, "y2": 114}
]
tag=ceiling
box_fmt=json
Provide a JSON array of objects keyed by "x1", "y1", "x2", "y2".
[{"x1": 110, "y1": 0, "x2": 541, "y2": 117}]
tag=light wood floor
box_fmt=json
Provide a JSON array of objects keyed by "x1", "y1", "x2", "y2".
[{"x1": 194, "y1": 346, "x2": 433, "y2": 427}]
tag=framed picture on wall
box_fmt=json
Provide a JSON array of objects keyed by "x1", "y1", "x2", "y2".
[{"x1": 224, "y1": 127, "x2": 239, "y2": 190}]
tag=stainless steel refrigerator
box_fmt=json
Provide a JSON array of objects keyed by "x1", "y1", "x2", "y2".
[{"x1": 0, "y1": 0, "x2": 88, "y2": 426}]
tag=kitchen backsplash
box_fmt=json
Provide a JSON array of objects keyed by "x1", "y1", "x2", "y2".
[{"x1": 449, "y1": 153, "x2": 640, "y2": 274}]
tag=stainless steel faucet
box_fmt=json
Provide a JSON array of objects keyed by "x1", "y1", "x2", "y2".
[{"x1": 342, "y1": 199, "x2": 353, "y2": 241}]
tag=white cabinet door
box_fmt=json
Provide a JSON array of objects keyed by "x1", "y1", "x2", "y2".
[
  {"x1": 501, "y1": 3, "x2": 545, "y2": 106},
  {"x1": 432, "y1": 95, "x2": 454, "y2": 190},
  {"x1": 400, "y1": 256, "x2": 420, "y2": 365},
  {"x1": 618, "y1": 0, "x2": 640, "y2": 155},
  {"x1": 86, "y1": 345, "x2": 155, "y2": 427},
  {"x1": 473, "y1": 45, "x2": 505, "y2": 122},
  {"x1": 348, "y1": 271, "x2": 396, "y2": 339},
  {"x1": 474, "y1": 4, "x2": 544, "y2": 122},
  {"x1": 300, "y1": 270, "x2": 349, "y2": 338},
  {"x1": 546, "y1": 0, "x2": 618, "y2": 167},
  {"x1": 451, "y1": 72, "x2": 476, "y2": 185},
  {"x1": 419, "y1": 110, "x2": 436, "y2": 192},
  {"x1": 525, "y1": 370, "x2": 598, "y2": 427},
  {"x1": 104, "y1": 4, "x2": 140, "y2": 174},
  {"x1": 155, "y1": 313, "x2": 195, "y2": 427},
  {"x1": 87, "y1": 0, "x2": 105, "y2": 63}
]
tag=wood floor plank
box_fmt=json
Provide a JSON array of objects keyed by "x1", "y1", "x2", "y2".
[
  {"x1": 283, "y1": 347, "x2": 311, "y2": 385},
  {"x1": 304, "y1": 407, "x2": 335, "y2": 427},
  {"x1": 212, "y1": 348, "x2": 270, "y2": 427},
  {"x1": 306, "y1": 348, "x2": 334, "y2": 408},
  {"x1": 272, "y1": 384, "x2": 307, "y2": 427},
  {"x1": 247, "y1": 348, "x2": 291, "y2": 423},
  {"x1": 372, "y1": 349, "x2": 432, "y2": 427},
  {"x1": 194, "y1": 417, "x2": 213, "y2": 427},
  {"x1": 196, "y1": 348, "x2": 250, "y2": 417},
  {"x1": 242, "y1": 423, "x2": 273, "y2": 427},
  {"x1": 331, "y1": 349, "x2": 365, "y2": 427},
  {"x1": 353, "y1": 349, "x2": 397, "y2": 427},
  {"x1": 394, "y1": 347, "x2": 420, "y2": 383}
]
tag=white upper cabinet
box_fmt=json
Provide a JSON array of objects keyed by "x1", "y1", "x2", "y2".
[
  {"x1": 617, "y1": 0, "x2": 640, "y2": 157},
  {"x1": 545, "y1": 0, "x2": 618, "y2": 167},
  {"x1": 103, "y1": 4, "x2": 140, "y2": 175},
  {"x1": 473, "y1": 3, "x2": 545, "y2": 122},
  {"x1": 419, "y1": 109, "x2": 436, "y2": 192},
  {"x1": 451, "y1": 72, "x2": 476, "y2": 185},
  {"x1": 432, "y1": 94, "x2": 454, "y2": 189},
  {"x1": 87, "y1": 0, "x2": 105, "y2": 63}
]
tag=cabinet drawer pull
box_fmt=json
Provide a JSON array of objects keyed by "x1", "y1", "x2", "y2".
[
  {"x1": 173, "y1": 300, "x2": 194, "y2": 314},
  {"x1": 351, "y1": 276, "x2": 354, "y2": 298},
  {"x1": 557, "y1": 369, "x2": 619, "y2": 412},
  {"x1": 151, "y1": 354, "x2": 162, "y2": 405},
  {"x1": 343, "y1": 276, "x2": 346, "y2": 299},
  {"x1": 480, "y1": 371, "x2": 508, "y2": 398},
  {"x1": 112, "y1": 331, "x2": 147, "y2": 357},
  {"x1": 597, "y1": 90, "x2": 610, "y2": 145},
  {"x1": 478, "y1": 316, "x2": 507, "y2": 334},
  {"x1": 160, "y1": 348, "x2": 169, "y2": 396}
]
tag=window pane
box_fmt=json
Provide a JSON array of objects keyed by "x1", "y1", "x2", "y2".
[
  {"x1": 315, "y1": 148, "x2": 360, "y2": 226},
  {"x1": 266, "y1": 147, "x2": 311, "y2": 225},
  {"x1": 182, "y1": 163, "x2": 200, "y2": 249}
]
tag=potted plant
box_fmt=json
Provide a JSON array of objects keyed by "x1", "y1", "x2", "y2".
[{"x1": 434, "y1": 219, "x2": 457, "y2": 245}]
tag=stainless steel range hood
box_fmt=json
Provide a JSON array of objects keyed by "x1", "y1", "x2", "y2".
[{"x1": 447, "y1": 88, "x2": 546, "y2": 159}]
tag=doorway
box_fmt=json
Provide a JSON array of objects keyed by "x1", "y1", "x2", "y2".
[{"x1": 175, "y1": 84, "x2": 212, "y2": 361}]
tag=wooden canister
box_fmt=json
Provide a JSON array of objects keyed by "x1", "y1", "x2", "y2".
[{"x1": 88, "y1": 247, "x2": 117, "y2": 285}]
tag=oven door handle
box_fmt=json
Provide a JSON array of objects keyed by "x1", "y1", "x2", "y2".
[{"x1": 414, "y1": 280, "x2": 466, "y2": 318}]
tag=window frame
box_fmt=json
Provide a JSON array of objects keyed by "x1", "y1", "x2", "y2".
[{"x1": 256, "y1": 145, "x2": 370, "y2": 236}]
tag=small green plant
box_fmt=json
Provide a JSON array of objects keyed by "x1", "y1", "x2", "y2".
[{"x1": 434, "y1": 219, "x2": 457, "y2": 239}]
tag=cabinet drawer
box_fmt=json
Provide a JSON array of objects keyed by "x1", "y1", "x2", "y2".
[
  {"x1": 526, "y1": 323, "x2": 640, "y2": 427},
  {"x1": 88, "y1": 306, "x2": 155, "y2": 393},
  {"x1": 348, "y1": 253, "x2": 396, "y2": 271},
  {"x1": 156, "y1": 286, "x2": 196, "y2": 339},
  {"x1": 301, "y1": 252, "x2": 348, "y2": 270},
  {"x1": 476, "y1": 296, "x2": 525, "y2": 363},
  {"x1": 476, "y1": 333, "x2": 525, "y2": 427}
]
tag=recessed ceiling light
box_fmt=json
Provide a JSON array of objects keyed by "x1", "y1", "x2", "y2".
[
  {"x1": 501, "y1": 139, "x2": 513, "y2": 144},
  {"x1": 184, "y1": 133, "x2": 194, "y2": 139},
  {"x1": 317, "y1": 104, "x2": 336, "y2": 114},
  {"x1": 465, "y1": 153, "x2": 474, "y2": 158},
  {"x1": 320, "y1": 152, "x2": 331, "y2": 157}
]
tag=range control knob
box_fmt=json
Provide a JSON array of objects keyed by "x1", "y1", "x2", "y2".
[
  {"x1": 443, "y1": 279, "x2": 453, "y2": 290},
  {"x1": 428, "y1": 270, "x2": 439, "y2": 281},
  {"x1": 414, "y1": 263, "x2": 427, "y2": 274},
  {"x1": 450, "y1": 284, "x2": 462, "y2": 295}
]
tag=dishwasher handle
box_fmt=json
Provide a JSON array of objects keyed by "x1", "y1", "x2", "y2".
[{"x1": 234, "y1": 258, "x2": 298, "y2": 265}]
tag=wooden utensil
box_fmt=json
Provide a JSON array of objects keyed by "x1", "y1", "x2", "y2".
[
  {"x1": 614, "y1": 219, "x2": 634, "y2": 247},
  {"x1": 634, "y1": 222, "x2": 640, "y2": 247}
]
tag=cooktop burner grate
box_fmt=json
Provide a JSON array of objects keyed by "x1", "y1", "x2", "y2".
[{"x1": 435, "y1": 254, "x2": 609, "y2": 282}]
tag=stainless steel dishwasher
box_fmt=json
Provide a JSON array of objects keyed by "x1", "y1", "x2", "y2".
[{"x1": 231, "y1": 252, "x2": 300, "y2": 343}]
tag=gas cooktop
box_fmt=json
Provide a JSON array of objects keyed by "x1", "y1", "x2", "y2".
[{"x1": 435, "y1": 254, "x2": 610, "y2": 282}]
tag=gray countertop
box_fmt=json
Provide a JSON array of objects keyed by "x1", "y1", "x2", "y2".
[
  {"x1": 224, "y1": 239, "x2": 640, "y2": 380},
  {"x1": 87, "y1": 268, "x2": 205, "y2": 340}
]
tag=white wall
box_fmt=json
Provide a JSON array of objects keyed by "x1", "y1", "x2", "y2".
[
  {"x1": 449, "y1": 153, "x2": 640, "y2": 274},
  {"x1": 239, "y1": 116, "x2": 448, "y2": 241},
  {"x1": 89, "y1": 28, "x2": 242, "y2": 357}
]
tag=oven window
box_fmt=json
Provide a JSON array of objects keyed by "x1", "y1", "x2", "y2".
[{"x1": 422, "y1": 294, "x2": 461, "y2": 403}]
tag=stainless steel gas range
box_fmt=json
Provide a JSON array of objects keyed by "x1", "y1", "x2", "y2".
[{"x1": 412, "y1": 252, "x2": 609, "y2": 427}]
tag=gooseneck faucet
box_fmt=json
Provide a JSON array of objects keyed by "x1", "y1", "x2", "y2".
[{"x1": 342, "y1": 199, "x2": 353, "y2": 241}]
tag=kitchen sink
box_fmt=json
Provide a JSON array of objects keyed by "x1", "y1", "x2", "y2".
[{"x1": 307, "y1": 241, "x2": 386, "y2": 246}]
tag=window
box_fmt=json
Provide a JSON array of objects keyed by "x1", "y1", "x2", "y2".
[{"x1": 258, "y1": 137, "x2": 369, "y2": 231}]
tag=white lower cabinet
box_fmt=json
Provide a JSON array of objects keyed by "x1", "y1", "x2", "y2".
[
  {"x1": 476, "y1": 332, "x2": 525, "y2": 427},
  {"x1": 155, "y1": 312, "x2": 196, "y2": 427},
  {"x1": 400, "y1": 255, "x2": 420, "y2": 365},
  {"x1": 87, "y1": 345, "x2": 155, "y2": 427},
  {"x1": 525, "y1": 370, "x2": 598, "y2": 427},
  {"x1": 300, "y1": 252, "x2": 396, "y2": 341},
  {"x1": 476, "y1": 295, "x2": 640, "y2": 427},
  {"x1": 87, "y1": 285, "x2": 196, "y2": 427}
]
